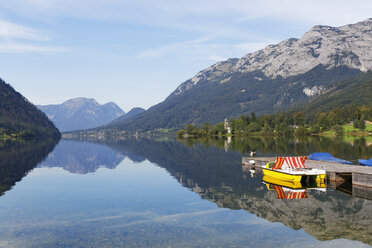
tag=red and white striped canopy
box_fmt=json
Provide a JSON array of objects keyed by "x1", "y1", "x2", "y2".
[{"x1": 272, "y1": 156, "x2": 307, "y2": 170}]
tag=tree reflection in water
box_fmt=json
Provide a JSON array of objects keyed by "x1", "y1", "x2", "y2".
[{"x1": 0, "y1": 138, "x2": 59, "y2": 196}]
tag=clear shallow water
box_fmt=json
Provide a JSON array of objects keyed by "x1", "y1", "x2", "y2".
[{"x1": 0, "y1": 138, "x2": 371, "y2": 247}]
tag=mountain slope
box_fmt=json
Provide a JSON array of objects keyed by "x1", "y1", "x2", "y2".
[
  {"x1": 292, "y1": 71, "x2": 372, "y2": 115},
  {"x1": 107, "y1": 18, "x2": 372, "y2": 131},
  {"x1": 109, "y1": 107, "x2": 145, "y2": 124},
  {"x1": 0, "y1": 78, "x2": 60, "y2": 137},
  {"x1": 38, "y1": 98, "x2": 125, "y2": 132}
]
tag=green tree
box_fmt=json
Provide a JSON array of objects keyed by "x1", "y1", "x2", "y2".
[
  {"x1": 359, "y1": 119, "x2": 366, "y2": 130},
  {"x1": 353, "y1": 120, "x2": 360, "y2": 129},
  {"x1": 197, "y1": 129, "x2": 207, "y2": 136},
  {"x1": 293, "y1": 112, "x2": 306, "y2": 126},
  {"x1": 327, "y1": 112, "x2": 337, "y2": 127},
  {"x1": 251, "y1": 112, "x2": 257, "y2": 122},
  {"x1": 317, "y1": 113, "x2": 330, "y2": 130},
  {"x1": 230, "y1": 118, "x2": 245, "y2": 135},
  {"x1": 262, "y1": 121, "x2": 273, "y2": 134},
  {"x1": 246, "y1": 122, "x2": 261, "y2": 133},
  {"x1": 215, "y1": 122, "x2": 227, "y2": 136},
  {"x1": 185, "y1": 124, "x2": 197, "y2": 135},
  {"x1": 200, "y1": 122, "x2": 211, "y2": 132},
  {"x1": 240, "y1": 115, "x2": 251, "y2": 125},
  {"x1": 334, "y1": 125, "x2": 344, "y2": 135}
]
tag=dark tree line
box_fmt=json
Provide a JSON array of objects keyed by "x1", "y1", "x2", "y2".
[{"x1": 178, "y1": 104, "x2": 372, "y2": 137}]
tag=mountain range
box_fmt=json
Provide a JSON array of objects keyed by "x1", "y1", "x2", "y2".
[
  {"x1": 0, "y1": 78, "x2": 60, "y2": 137},
  {"x1": 38, "y1": 98, "x2": 144, "y2": 132},
  {"x1": 105, "y1": 18, "x2": 372, "y2": 132}
]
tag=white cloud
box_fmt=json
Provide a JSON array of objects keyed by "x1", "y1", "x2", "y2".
[
  {"x1": 0, "y1": 20, "x2": 49, "y2": 40},
  {"x1": 1, "y1": 0, "x2": 371, "y2": 56},
  {"x1": 0, "y1": 43, "x2": 67, "y2": 53},
  {"x1": 135, "y1": 38, "x2": 277, "y2": 64},
  {"x1": 0, "y1": 19, "x2": 66, "y2": 53}
]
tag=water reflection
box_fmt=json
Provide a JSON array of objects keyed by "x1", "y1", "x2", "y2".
[
  {"x1": 180, "y1": 136, "x2": 372, "y2": 163},
  {"x1": 0, "y1": 138, "x2": 59, "y2": 196},
  {"x1": 95, "y1": 137, "x2": 372, "y2": 245},
  {"x1": 0, "y1": 136, "x2": 370, "y2": 247},
  {"x1": 39, "y1": 140, "x2": 126, "y2": 174}
]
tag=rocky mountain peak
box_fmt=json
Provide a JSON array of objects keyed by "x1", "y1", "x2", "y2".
[
  {"x1": 38, "y1": 98, "x2": 125, "y2": 132},
  {"x1": 172, "y1": 18, "x2": 372, "y2": 97},
  {"x1": 63, "y1": 97, "x2": 99, "y2": 108}
]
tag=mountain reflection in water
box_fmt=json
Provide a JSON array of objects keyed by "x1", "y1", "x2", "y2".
[
  {"x1": 96, "y1": 137, "x2": 372, "y2": 246},
  {"x1": 39, "y1": 140, "x2": 127, "y2": 174},
  {"x1": 0, "y1": 136, "x2": 370, "y2": 247}
]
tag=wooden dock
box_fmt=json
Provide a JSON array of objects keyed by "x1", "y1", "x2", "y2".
[{"x1": 242, "y1": 157, "x2": 372, "y2": 189}]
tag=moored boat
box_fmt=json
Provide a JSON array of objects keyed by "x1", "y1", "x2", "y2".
[
  {"x1": 263, "y1": 175, "x2": 326, "y2": 190},
  {"x1": 308, "y1": 152, "x2": 353, "y2": 165},
  {"x1": 262, "y1": 156, "x2": 326, "y2": 184},
  {"x1": 358, "y1": 158, "x2": 372, "y2": 167}
]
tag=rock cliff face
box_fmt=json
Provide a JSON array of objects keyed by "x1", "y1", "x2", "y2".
[
  {"x1": 38, "y1": 98, "x2": 125, "y2": 132},
  {"x1": 110, "y1": 18, "x2": 372, "y2": 131}
]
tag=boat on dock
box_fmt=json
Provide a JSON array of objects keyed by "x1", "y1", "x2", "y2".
[
  {"x1": 262, "y1": 156, "x2": 326, "y2": 184},
  {"x1": 308, "y1": 152, "x2": 353, "y2": 165},
  {"x1": 358, "y1": 158, "x2": 372, "y2": 167},
  {"x1": 243, "y1": 156, "x2": 372, "y2": 189}
]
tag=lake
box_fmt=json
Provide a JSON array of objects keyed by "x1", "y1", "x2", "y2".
[{"x1": 0, "y1": 136, "x2": 371, "y2": 247}]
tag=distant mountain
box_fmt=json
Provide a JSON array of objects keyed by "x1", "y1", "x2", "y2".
[
  {"x1": 0, "y1": 78, "x2": 60, "y2": 137},
  {"x1": 38, "y1": 98, "x2": 125, "y2": 132},
  {"x1": 106, "y1": 18, "x2": 372, "y2": 132},
  {"x1": 109, "y1": 107, "x2": 145, "y2": 124}
]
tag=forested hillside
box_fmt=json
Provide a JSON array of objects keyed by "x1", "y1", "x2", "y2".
[
  {"x1": 292, "y1": 71, "x2": 372, "y2": 116},
  {"x1": 0, "y1": 78, "x2": 60, "y2": 137}
]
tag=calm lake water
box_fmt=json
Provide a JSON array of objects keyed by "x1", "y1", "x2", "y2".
[{"x1": 0, "y1": 136, "x2": 371, "y2": 247}]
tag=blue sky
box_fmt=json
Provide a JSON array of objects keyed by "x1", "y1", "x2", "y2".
[{"x1": 0, "y1": 0, "x2": 371, "y2": 112}]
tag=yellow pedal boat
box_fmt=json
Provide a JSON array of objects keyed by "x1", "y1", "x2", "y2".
[
  {"x1": 263, "y1": 175, "x2": 326, "y2": 189},
  {"x1": 262, "y1": 156, "x2": 326, "y2": 184}
]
